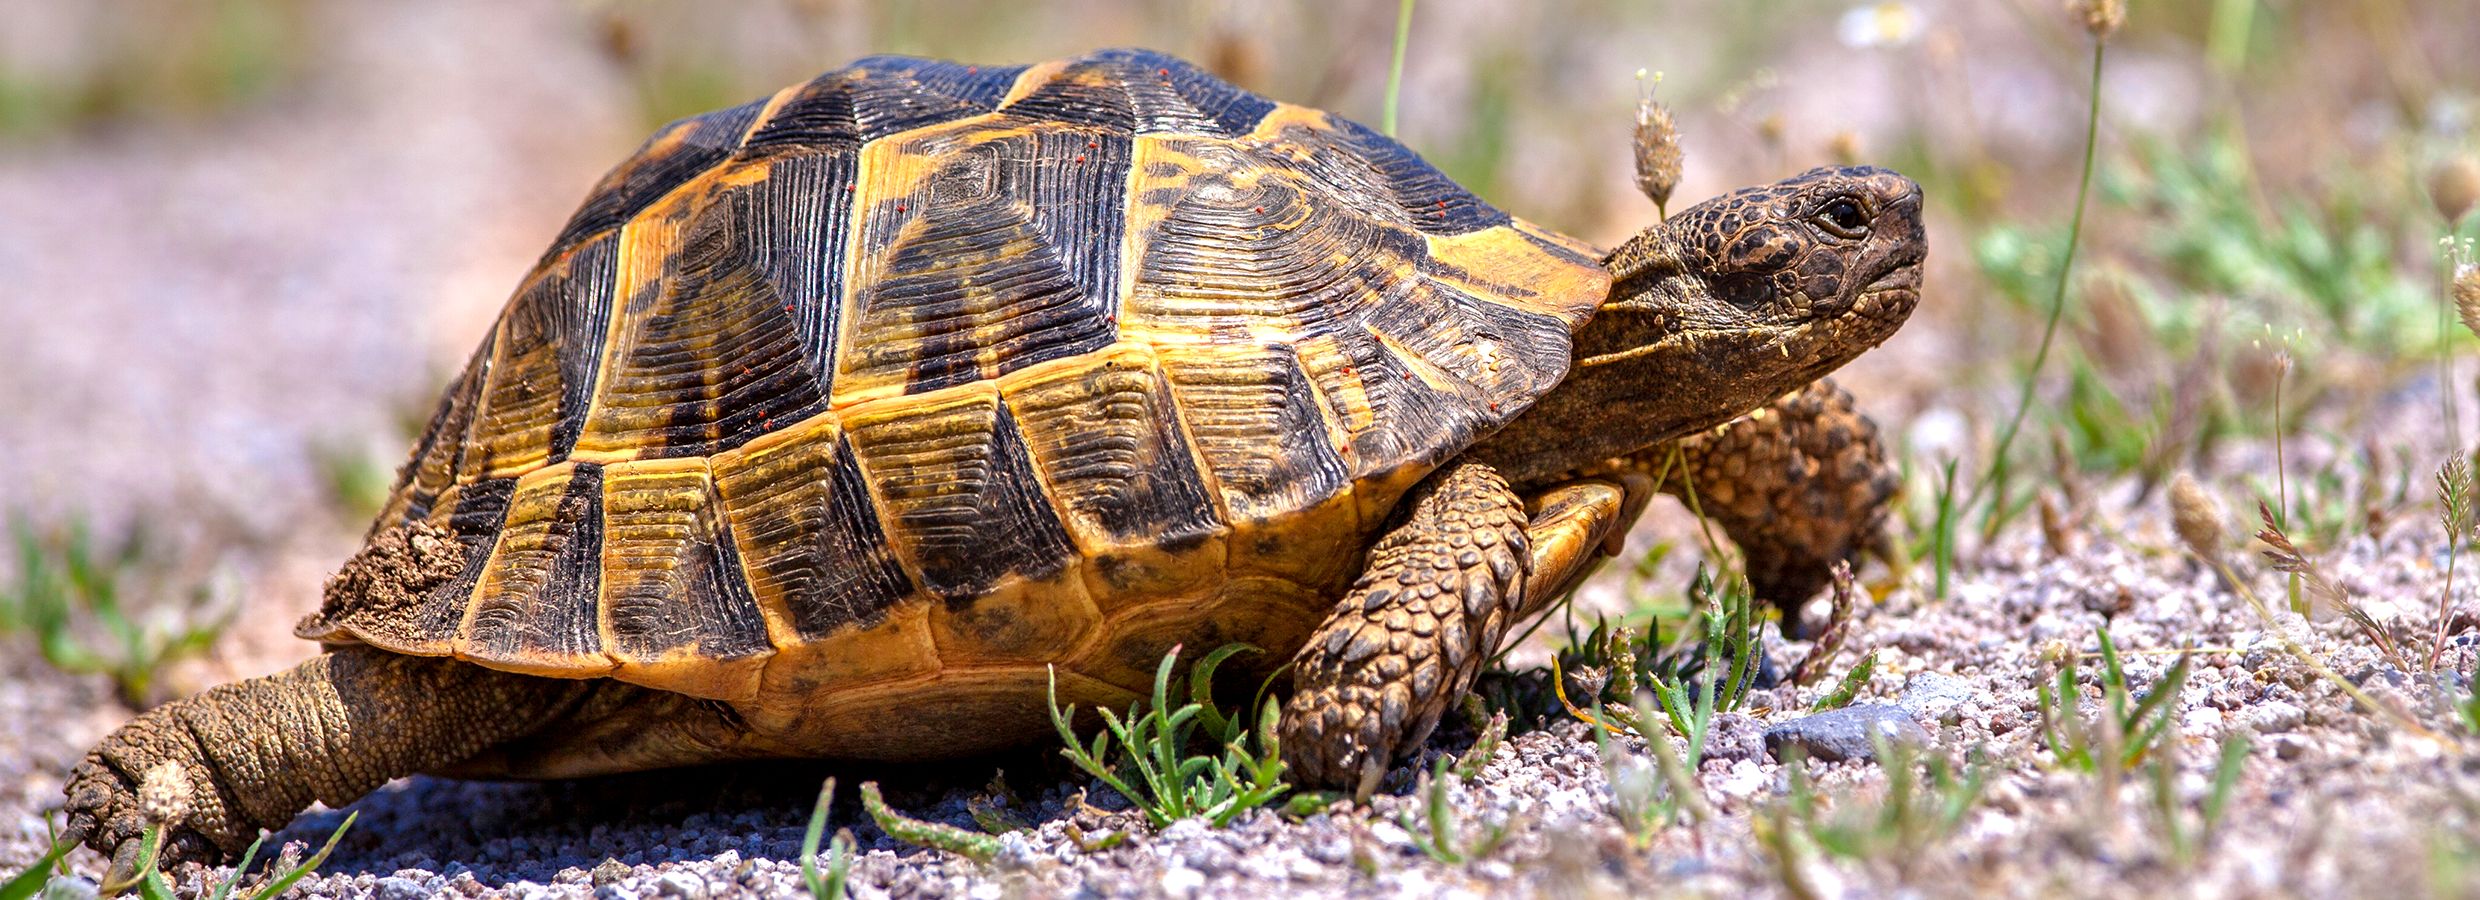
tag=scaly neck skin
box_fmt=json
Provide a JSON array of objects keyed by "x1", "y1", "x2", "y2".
[{"x1": 1469, "y1": 230, "x2": 1843, "y2": 489}]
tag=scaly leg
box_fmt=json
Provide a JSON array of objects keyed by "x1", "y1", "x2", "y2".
[
  {"x1": 1655, "y1": 378, "x2": 1897, "y2": 637},
  {"x1": 1279, "y1": 460, "x2": 1633, "y2": 797},
  {"x1": 62, "y1": 647, "x2": 618, "y2": 875}
]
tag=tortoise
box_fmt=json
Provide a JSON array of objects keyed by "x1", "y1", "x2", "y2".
[{"x1": 63, "y1": 47, "x2": 1923, "y2": 868}]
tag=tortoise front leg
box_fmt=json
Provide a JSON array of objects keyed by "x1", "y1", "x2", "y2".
[
  {"x1": 1654, "y1": 378, "x2": 1898, "y2": 637},
  {"x1": 1278, "y1": 460, "x2": 1634, "y2": 797}
]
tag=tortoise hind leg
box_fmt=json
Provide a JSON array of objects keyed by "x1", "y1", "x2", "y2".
[
  {"x1": 1279, "y1": 460, "x2": 1636, "y2": 798},
  {"x1": 62, "y1": 646, "x2": 618, "y2": 877}
]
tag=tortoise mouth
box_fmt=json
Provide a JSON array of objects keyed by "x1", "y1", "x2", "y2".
[{"x1": 1846, "y1": 265, "x2": 1922, "y2": 337}]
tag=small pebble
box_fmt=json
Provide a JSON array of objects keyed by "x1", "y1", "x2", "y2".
[
  {"x1": 371, "y1": 876, "x2": 430, "y2": 900},
  {"x1": 2249, "y1": 700, "x2": 2306, "y2": 733},
  {"x1": 1898, "y1": 672, "x2": 1977, "y2": 723},
  {"x1": 1764, "y1": 704, "x2": 1931, "y2": 763}
]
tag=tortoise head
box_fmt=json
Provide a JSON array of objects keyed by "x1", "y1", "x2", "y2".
[
  {"x1": 1476, "y1": 166, "x2": 1924, "y2": 482},
  {"x1": 1586, "y1": 166, "x2": 1922, "y2": 430}
]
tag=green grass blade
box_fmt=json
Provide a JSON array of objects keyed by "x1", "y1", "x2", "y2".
[
  {"x1": 243, "y1": 810, "x2": 356, "y2": 900},
  {"x1": 1381, "y1": 0, "x2": 1416, "y2": 136},
  {"x1": 1810, "y1": 650, "x2": 1878, "y2": 712},
  {"x1": 801, "y1": 777, "x2": 836, "y2": 899},
  {"x1": 0, "y1": 839, "x2": 73, "y2": 900},
  {"x1": 203, "y1": 833, "x2": 268, "y2": 900},
  {"x1": 859, "y1": 782, "x2": 998, "y2": 863}
]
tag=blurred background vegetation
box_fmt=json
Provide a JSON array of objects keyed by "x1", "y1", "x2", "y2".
[{"x1": 0, "y1": 0, "x2": 2474, "y2": 689}]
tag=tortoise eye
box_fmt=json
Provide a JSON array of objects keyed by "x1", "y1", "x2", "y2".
[{"x1": 1814, "y1": 197, "x2": 1869, "y2": 237}]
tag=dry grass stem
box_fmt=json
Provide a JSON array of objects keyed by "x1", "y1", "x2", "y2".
[
  {"x1": 2254, "y1": 501, "x2": 2410, "y2": 671},
  {"x1": 1788, "y1": 560, "x2": 1857, "y2": 686},
  {"x1": 2434, "y1": 457, "x2": 2473, "y2": 671}
]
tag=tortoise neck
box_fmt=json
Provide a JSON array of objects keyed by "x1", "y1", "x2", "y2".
[{"x1": 1469, "y1": 229, "x2": 1788, "y2": 488}]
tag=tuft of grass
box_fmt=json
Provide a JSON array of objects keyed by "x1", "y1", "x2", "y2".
[
  {"x1": 2036, "y1": 627, "x2": 2191, "y2": 772},
  {"x1": 1044, "y1": 643, "x2": 1288, "y2": 829},
  {"x1": 93, "y1": 811, "x2": 357, "y2": 900},
  {"x1": 2148, "y1": 733, "x2": 2251, "y2": 869},
  {"x1": 2, "y1": 518, "x2": 234, "y2": 708},
  {"x1": 2254, "y1": 500, "x2": 2411, "y2": 672},
  {"x1": 2177, "y1": 474, "x2": 2436, "y2": 737},
  {"x1": 801, "y1": 778, "x2": 855, "y2": 900},
  {"x1": 2433, "y1": 456, "x2": 2473, "y2": 673},
  {"x1": 859, "y1": 781, "x2": 998, "y2": 864},
  {"x1": 1761, "y1": 739, "x2": 1988, "y2": 880},
  {"x1": 1400, "y1": 757, "x2": 1515, "y2": 864}
]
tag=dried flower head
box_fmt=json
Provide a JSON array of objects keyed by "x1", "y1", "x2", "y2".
[
  {"x1": 2457, "y1": 262, "x2": 2480, "y2": 341},
  {"x1": 1756, "y1": 113, "x2": 1786, "y2": 150},
  {"x1": 1827, "y1": 130, "x2": 1862, "y2": 166},
  {"x1": 139, "y1": 760, "x2": 192, "y2": 826},
  {"x1": 2170, "y1": 472, "x2": 2225, "y2": 558},
  {"x1": 2068, "y1": 0, "x2": 2124, "y2": 39},
  {"x1": 1631, "y1": 70, "x2": 1683, "y2": 216},
  {"x1": 2432, "y1": 156, "x2": 2480, "y2": 226}
]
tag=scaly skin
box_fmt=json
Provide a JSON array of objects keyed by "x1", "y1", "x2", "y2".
[
  {"x1": 61, "y1": 648, "x2": 609, "y2": 879},
  {"x1": 1656, "y1": 379, "x2": 1897, "y2": 637}
]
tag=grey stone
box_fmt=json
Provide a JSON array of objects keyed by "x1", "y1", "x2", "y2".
[
  {"x1": 1764, "y1": 704, "x2": 1931, "y2": 763},
  {"x1": 2249, "y1": 700, "x2": 2305, "y2": 733},
  {"x1": 371, "y1": 877, "x2": 430, "y2": 900},
  {"x1": 1898, "y1": 672, "x2": 1978, "y2": 723},
  {"x1": 652, "y1": 871, "x2": 705, "y2": 900},
  {"x1": 590, "y1": 859, "x2": 633, "y2": 887}
]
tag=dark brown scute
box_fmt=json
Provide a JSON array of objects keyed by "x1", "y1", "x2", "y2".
[
  {"x1": 596, "y1": 189, "x2": 833, "y2": 460},
  {"x1": 1007, "y1": 359, "x2": 1221, "y2": 550},
  {"x1": 388, "y1": 337, "x2": 493, "y2": 529},
  {"x1": 717, "y1": 430, "x2": 917, "y2": 640},
  {"x1": 472, "y1": 232, "x2": 619, "y2": 474},
  {"x1": 462, "y1": 465, "x2": 606, "y2": 665},
  {"x1": 602, "y1": 468, "x2": 771, "y2": 663},
  {"x1": 1159, "y1": 346, "x2": 1350, "y2": 523},
  {"x1": 1291, "y1": 114, "x2": 1510, "y2": 236},
  {"x1": 844, "y1": 125, "x2": 1131, "y2": 396},
  {"x1": 843, "y1": 396, "x2": 1077, "y2": 604},
  {"x1": 737, "y1": 153, "x2": 861, "y2": 394},
  {"x1": 741, "y1": 56, "x2": 1025, "y2": 154},
  {"x1": 547, "y1": 99, "x2": 769, "y2": 258},
  {"x1": 1005, "y1": 48, "x2": 1275, "y2": 136}
]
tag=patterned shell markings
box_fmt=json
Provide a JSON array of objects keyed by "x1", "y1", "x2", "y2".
[{"x1": 301, "y1": 49, "x2": 1609, "y2": 702}]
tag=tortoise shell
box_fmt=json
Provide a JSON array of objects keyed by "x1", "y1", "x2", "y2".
[{"x1": 301, "y1": 48, "x2": 1606, "y2": 757}]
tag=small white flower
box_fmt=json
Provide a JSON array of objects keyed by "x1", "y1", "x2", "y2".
[{"x1": 1838, "y1": 1, "x2": 1925, "y2": 49}]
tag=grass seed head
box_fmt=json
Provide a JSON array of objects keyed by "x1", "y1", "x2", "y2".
[
  {"x1": 1631, "y1": 70, "x2": 1683, "y2": 216},
  {"x1": 1828, "y1": 130, "x2": 1862, "y2": 166},
  {"x1": 2432, "y1": 156, "x2": 2480, "y2": 226},
  {"x1": 2170, "y1": 472, "x2": 2225, "y2": 558},
  {"x1": 139, "y1": 760, "x2": 191, "y2": 826},
  {"x1": 2068, "y1": 0, "x2": 2124, "y2": 39},
  {"x1": 2456, "y1": 263, "x2": 2480, "y2": 341}
]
